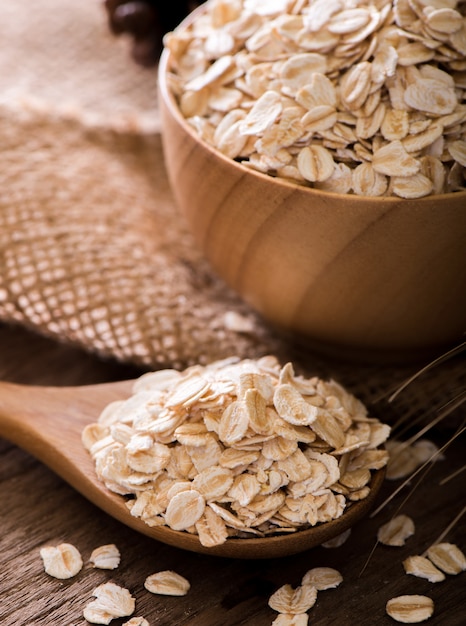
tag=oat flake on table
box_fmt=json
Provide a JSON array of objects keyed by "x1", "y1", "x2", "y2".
[
  {"x1": 165, "y1": 0, "x2": 466, "y2": 198},
  {"x1": 39, "y1": 542, "x2": 83, "y2": 580}
]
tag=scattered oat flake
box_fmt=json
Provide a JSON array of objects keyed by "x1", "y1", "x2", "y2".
[
  {"x1": 412, "y1": 440, "x2": 442, "y2": 465},
  {"x1": 377, "y1": 515, "x2": 415, "y2": 547},
  {"x1": 301, "y1": 567, "x2": 343, "y2": 590},
  {"x1": 426, "y1": 543, "x2": 466, "y2": 575},
  {"x1": 83, "y1": 582, "x2": 135, "y2": 625},
  {"x1": 40, "y1": 542, "x2": 83, "y2": 579},
  {"x1": 403, "y1": 555, "x2": 446, "y2": 583},
  {"x1": 144, "y1": 571, "x2": 190, "y2": 596},
  {"x1": 386, "y1": 441, "x2": 421, "y2": 480},
  {"x1": 90, "y1": 544, "x2": 121, "y2": 570},
  {"x1": 122, "y1": 619, "x2": 149, "y2": 626},
  {"x1": 268, "y1": 584, "x2": 318, "y2": 614},
  {"x1": 386, "y1": 595, "x2": 434, "y2": 624}
]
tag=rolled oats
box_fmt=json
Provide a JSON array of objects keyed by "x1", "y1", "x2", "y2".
[
  {"x1": 297, "y1": 145, "x2": 335, "y2": 182},
  {"x1": 165, "y1": 0, "x2": 466, "y2": 197},
  {"x1": 90, "y1": 544, "x2": 121, "y2": 570},
  {"x1": 448, "y1": 139, "x2": 466, "y2": 166},
  {"x1": 239, "y1": 90, "x2": 283, "y2": 135},
  {"x1": 352, "y1": 162, "x2": 388, "y2": 196},
  {"x1": 195, "y1": 505, "x2": 230, "y2": 547},
  {"x1": 84, "y1": 356, "x2": 390, "y2": 547},
  {"x1": 385, "y1": 594, "x2": 434, "y2": 623},
  {"x1": 144, "y1": 570, "x2": 191, "y2": 596},
  {"x1": 268, "y1": 583, "x2": 318, "y2": 614},
  {"x1": 391, "y1": 173, "x2": 434, "y2": 198},
  {"x1": 377, "y1": 514, "x2": 415, "y2": 547},
  {"x1": 83, "y1": 582, "x2": 135, "y2": 625},
  {"x1": 385, "y1": 438, "x2": 441, "y2": 480},
  {"x1": 403, "y1": 555, "x2": 446, "y2": 583},
  {"x1": 39, "y1": 542, "x2": 83, "y2": 580},
  {"x1": 301, "y1": 567, "x2": 343, "y2": 590},
  {"x1": 426, "y1": 542, "x2": 466, "y2": 575},
  {"x1": 381, "y1": 108, "x2": 410, "y2": 141},
  {"x1": 372, "y1": 141, "x2": 420, "y2": 176},
  {"x1": 165, "y1": 489, "x2": 206, "y2": 530}
]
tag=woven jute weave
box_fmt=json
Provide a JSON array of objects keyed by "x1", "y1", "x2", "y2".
[
  {"x1": 0, "y1": 0, "x2": 464, "y2": 426},
  {"x1": 0, "y1": 104, "x2": 285, "y2": 369}
]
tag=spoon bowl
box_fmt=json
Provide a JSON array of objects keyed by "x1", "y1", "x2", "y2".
[{"x1": 0, "y1": 379, "x2": 385, "y2": 558}]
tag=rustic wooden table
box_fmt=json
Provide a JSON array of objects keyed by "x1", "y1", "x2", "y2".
[{"x1": 0, "y1": 323, "x2": 464, "y2": 626}]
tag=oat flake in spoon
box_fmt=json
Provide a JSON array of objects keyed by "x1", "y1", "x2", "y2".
[{"x1": 83, "y1": 356, "x2": 390, "y2": 547}]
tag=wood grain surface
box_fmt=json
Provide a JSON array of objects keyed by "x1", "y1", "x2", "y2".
[{"x1": 0, "y1": 322, "x2": 464, "y2": 626}]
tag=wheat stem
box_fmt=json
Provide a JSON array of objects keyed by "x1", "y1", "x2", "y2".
[
  {"x1": 387, "y1": 341, "x2": 466, "y2": 403},
  {"x1": 422, "y1": 505, "x2": 466, "y2": 556},
  {"x1": 370, "y1": 425, "x2": 466, "y2": 518},
  {"x1": 439, "y1": 463, "x2": 466, "y2": 486}
]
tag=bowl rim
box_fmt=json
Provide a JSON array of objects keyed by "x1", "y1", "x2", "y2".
[{"x1": 158, "y1": 13, "x2": 466, "y2": 206}]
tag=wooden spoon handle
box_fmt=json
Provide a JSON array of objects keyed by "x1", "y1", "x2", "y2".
[
  {"x1": 0, "y1": 379, "x2": 145, "y2": 531},
  {"x1": 0, "y1": 380, "x2": 133, "y2": 462}
]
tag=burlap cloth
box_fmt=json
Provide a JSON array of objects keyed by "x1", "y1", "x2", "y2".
[{"x1": 0, "y1": 0, "x2": 464, "y2": 426}]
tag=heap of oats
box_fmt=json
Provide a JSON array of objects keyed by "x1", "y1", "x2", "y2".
[
  {"x1": 164, "y1": 0, "x2": 466, "y2": 198},
  {"x1": 83, "y1": 356, "x2": 390, "y2": 547}
]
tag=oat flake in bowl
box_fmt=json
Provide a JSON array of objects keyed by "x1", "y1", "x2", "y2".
[
  {"x1": 83, "y1": 356, "x2": 390, "y2": 548},
  {"x1": 158, "y1": 0, "x2": 466, "y2": 358},
  {"x1": 163, "y1": 0, "x2": 466, "y2": 198}
]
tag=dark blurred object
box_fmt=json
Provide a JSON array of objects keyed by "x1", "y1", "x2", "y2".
[{"x1": 104, "y1": 0, "x2": 200, "y2": 66}]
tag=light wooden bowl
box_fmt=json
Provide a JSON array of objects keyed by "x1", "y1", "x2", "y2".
[{"x1": 158, "y1": 49, "x2": 466, "y2": 363}]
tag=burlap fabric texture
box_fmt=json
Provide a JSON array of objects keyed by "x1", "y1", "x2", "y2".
[
  {"x1": 0, "y1": 1, "x2": 283, "y2": 365},
  {"x1": 0, "y1": 0, "x2": 464, "y2": 426}
]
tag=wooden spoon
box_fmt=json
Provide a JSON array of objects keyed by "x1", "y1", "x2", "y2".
[{"x1": 0, "y1": 379, "x2": 385, "y2": 559}]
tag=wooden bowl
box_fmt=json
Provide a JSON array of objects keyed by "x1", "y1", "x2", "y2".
[{"x1": 158, "y1": 49, "x2": 466, "y2": 363}]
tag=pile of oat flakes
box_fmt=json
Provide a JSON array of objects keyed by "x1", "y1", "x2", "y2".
[
  {"x1": 164, "y1": 0, "x2": 466, "y2": 198},
  {"x1": 83, "y1": 356, "x2": 390, "y2": 547}
]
